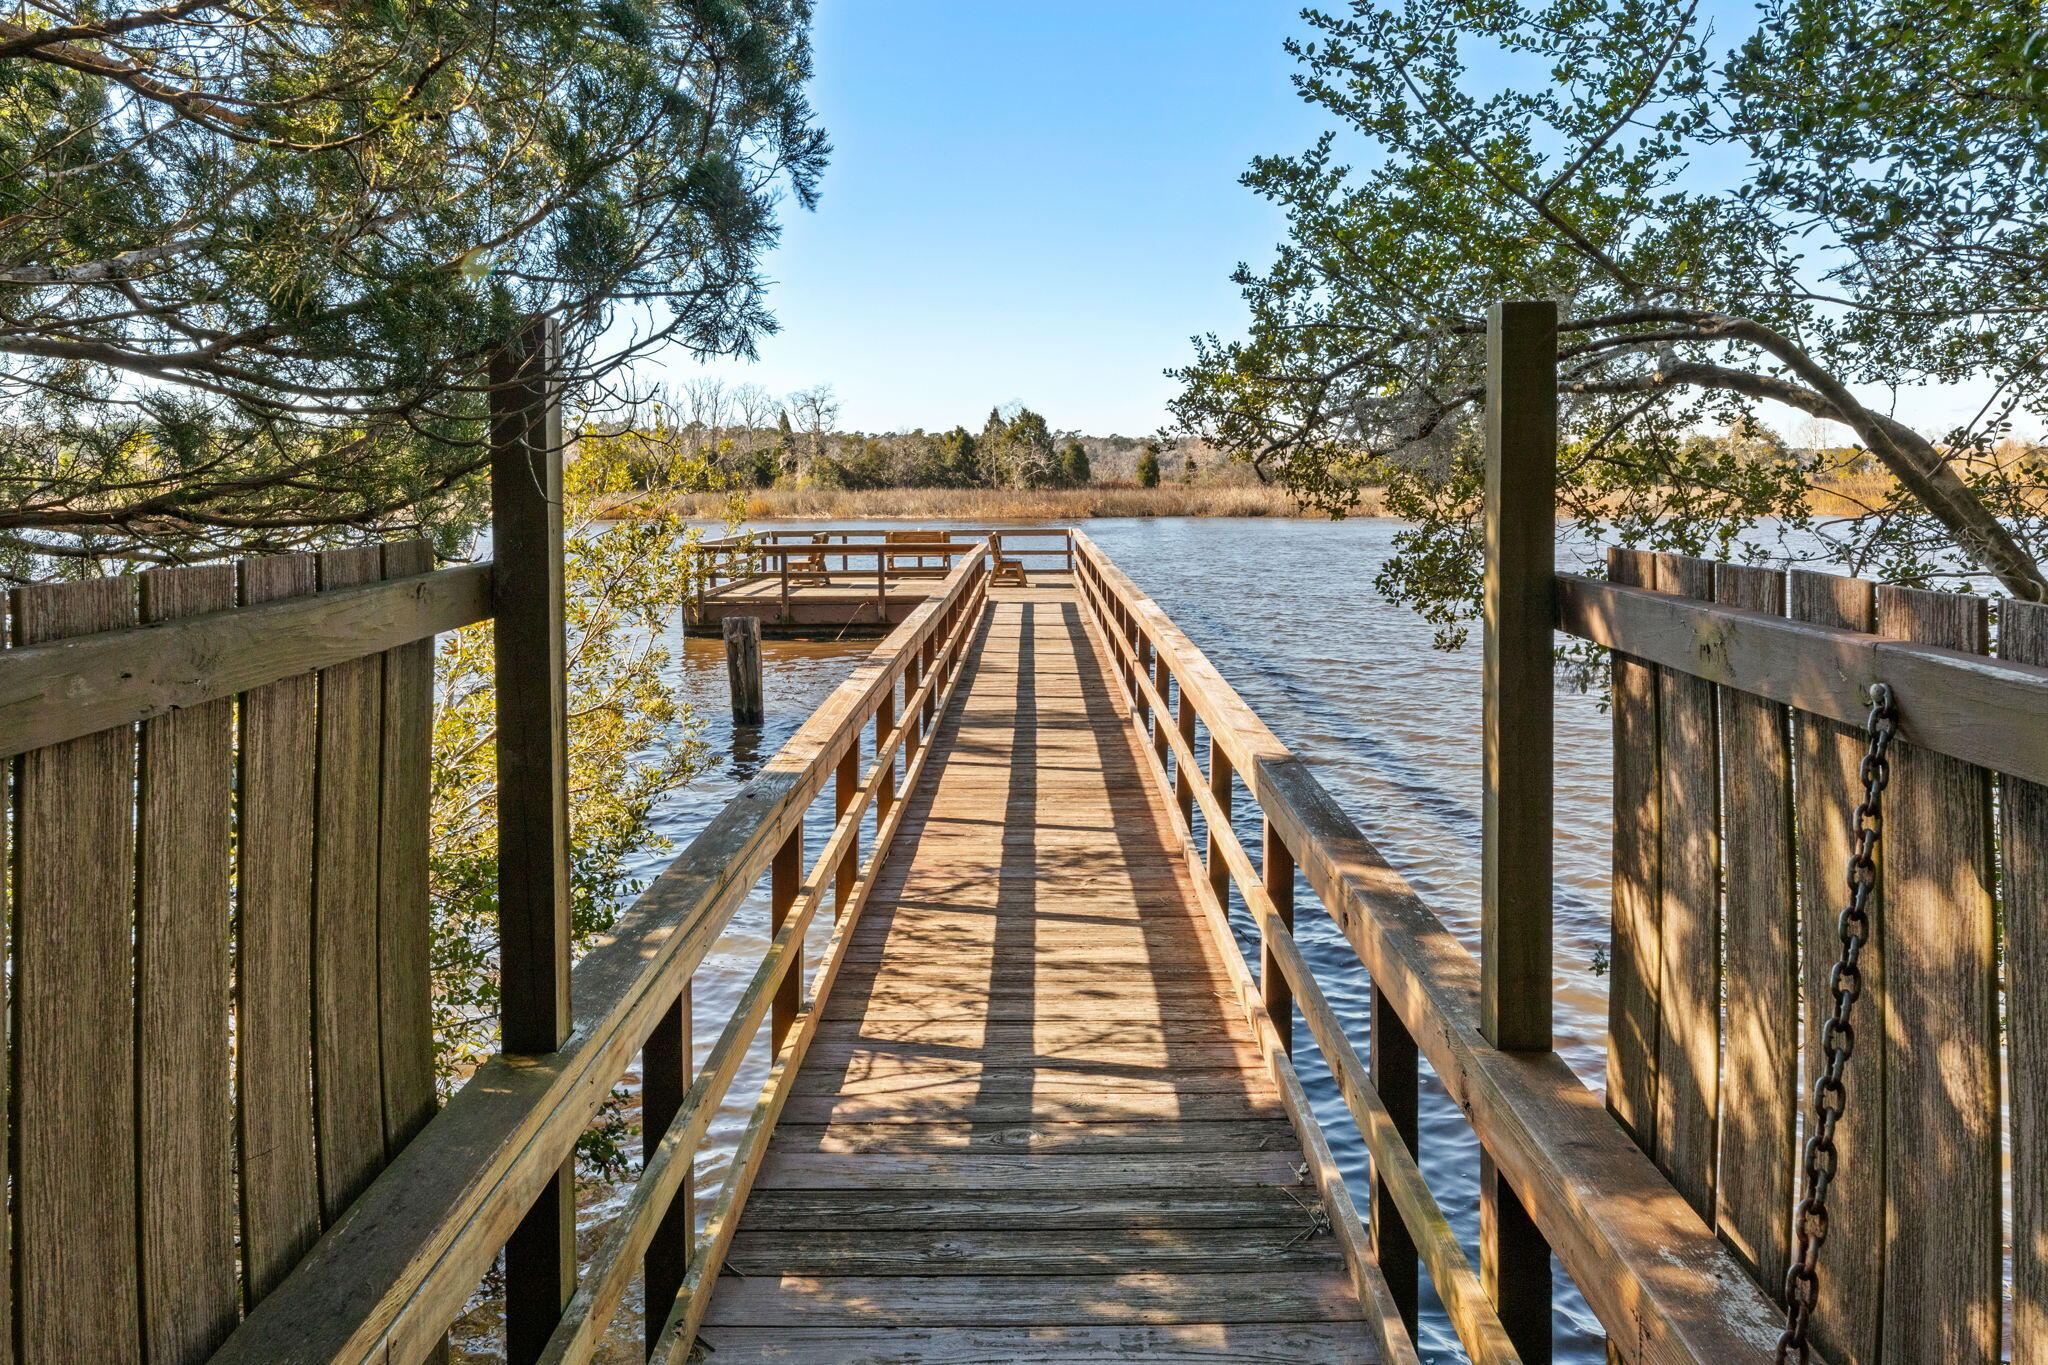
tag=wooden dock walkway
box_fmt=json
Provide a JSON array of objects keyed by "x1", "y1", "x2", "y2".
[
  {"x1": 696, "y1": 578, "x2": 1383, "y2": 1362},
  {"x1": 31, "y1": 332, "x2": 2047, "y2": 1365}
]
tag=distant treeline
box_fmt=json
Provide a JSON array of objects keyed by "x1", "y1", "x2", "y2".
[{"x1": 567, "y1": 380, "x2": 1217, "y2": 496}]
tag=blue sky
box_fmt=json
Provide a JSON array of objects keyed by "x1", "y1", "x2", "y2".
[
  {"x1": 670, "y1": 2, "x2": 1328, "y2": 437},
  {"x1": 665, "y1": 2, "x2": 2024, "y2": 442}
]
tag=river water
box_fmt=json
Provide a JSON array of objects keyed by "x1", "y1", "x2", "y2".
[{"x1": 548, "y1": 516, "x2": 1620, "y2": 1363}]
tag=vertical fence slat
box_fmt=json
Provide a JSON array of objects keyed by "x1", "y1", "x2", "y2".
[
  {"x1": 1710, "y1": 562, "x2": 1795, "y2": 1296},
  {"x1": 1875, "y1": 586, "x2": 1999, "y2": 1363},
  {"x1": 1786, "y1": 569, "x2": 1883, "y2": 1364},
  {"x1": 2000, "y1": 598, "x2": 2048, "y2": 1364},
  {"x1": 1651, "y1": 553, "x2": 1720, "y2": 1221},
  {"x1": 313, "y1": 545, "x2": 391, "y2": 1225},
  {"x1": 378, "y1": 541, "x2": 438, "y2": 1159},
  {"x1": 237, "y1": 552, "x2": 324, "y2": 1302},
  {"x1": 11, "y1": 578, "x2": 141, "y2": 1359},
  {"x1": 1606, "y1": 547, "x2": 1662, "y2": 1152},
  {"x1": 137, "y1": 565, "x2": 240, "y2": 1362}
]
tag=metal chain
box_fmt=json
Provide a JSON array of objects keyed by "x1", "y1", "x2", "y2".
[{"x1": 1778, "y1": 682, "x2": 1898, "y2": 1363}]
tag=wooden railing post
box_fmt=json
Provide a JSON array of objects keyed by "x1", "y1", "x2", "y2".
[
  {"x1": 1260, "y1": 820, "x2": 1296, "y2": 1054},
  {"x1": 490, "y1": 316, "x2": 578, "y2": 1365},
  {"x1": 875, "y1": 690, "x2": 896, "y2": 822},
  {"x1": 835, "y1": 748, "x2": 859, "y2": 918},
  {"x1": 642, "y1": 983, "x2": 692, "y2": 1357},
  {"x1": 1373, "y1": 987, "x2": 1421, "y2": 1337},
  {"x1": 771, "y1": 828, "x2": 803, "y2": 1051},
  {"x1": 1151, "y1": 655, "x2": 1172, "y2": 771},
  {"x1": 1175, "y1": 690, "x2": 1197, "y2": 827},
  {"x1": 1207, "y1": 740, "x2": 1233, "y2": 906},
  {"x1": 1480, "y1": 297, "x2": 1557, "y2": 1360}
]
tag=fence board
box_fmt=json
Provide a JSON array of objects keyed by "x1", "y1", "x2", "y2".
[
  {"x1": 1875, "y1": 586, "x2": 1998, "y2": 1363},
  {"x1": 1711, "y1": 563, "x2": 1795, "y2": 1297},
  {"x1": 238, "y1": 553, "x2": 325, "y2": 1301},
  {"x1": 1786, "y1": 570, "x2": 1883, "y2": 1365},
  {"x1": 2000, "y1": 598, "x2": 2048, "y2": 1363},
  {"x1": 1605, "y1": 547, "x2": 1661, "y2": 1151},
  {"x1": 1651, "y1": 554, "x2": 1720, "y2": 1220},
  {"x1": 10, "y1": 577, "x2": 142, "y2": 1359},
  {"x1": 379, "y1": 541, "x2": 438, "y2": 1153},
  {"x1": 137, "y1": 565, "x2": 240, "y2": 1362},
  {"x1": 315, "y1": 545, "x2": 390, "y2": 1224}
]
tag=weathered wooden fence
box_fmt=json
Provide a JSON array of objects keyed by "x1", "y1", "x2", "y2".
[
  {"x1": 0, "y1": 539, "x2": 491, "y2": 1362},
  {"x1": 1560, "y1": 548, "x2": 2048, "y2": 1363}
]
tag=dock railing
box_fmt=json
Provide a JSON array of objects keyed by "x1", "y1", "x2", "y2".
[
  {"x1": 689, "y1": 525, "x2": 1071, "y2": 622},
  {"x1": 212, "y1": 543, "x2": 992, "y2": 1365},
  {"x1": 1074, "y1": 521, "x2": 1794, "y2": 1360}
]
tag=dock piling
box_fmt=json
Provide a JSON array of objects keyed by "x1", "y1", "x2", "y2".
[{"x1": 723, "y1": 615, "x2": 764, "y2": 725}]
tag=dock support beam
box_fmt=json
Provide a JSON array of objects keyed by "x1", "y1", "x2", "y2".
[
  {"x1": 1480, "y1": 297, "x2": 1558, "y2": 1361},
  {"x1": 491, "y1": 317, "x2": 578, "y2": 1365},
  {"x1": 724, "y1": 616, "x2": 763, "y2": 726}
]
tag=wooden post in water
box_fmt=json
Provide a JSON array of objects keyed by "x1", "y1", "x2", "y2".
[
  {"x1": 490, "y1": 316, "x2": 578, "y2": 1365},
  {"x1": 723, "y1": 616, "x2": 764, "y2": 725},
  {"x1": 1479, "y1": 297, "x2": 1557, "y2": 1362}
]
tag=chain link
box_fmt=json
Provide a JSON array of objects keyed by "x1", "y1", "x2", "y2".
[{"x1": 1778, "y1": 682, "x2": 1898, "y2": 1363}]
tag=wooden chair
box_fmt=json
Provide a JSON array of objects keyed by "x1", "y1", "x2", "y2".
[
  {"x1": 788, "y1": 533, "x2": 831, "y2": 587},
  {"x1": 991, "y1": 545, "x2": 1028, "y2": 587}
]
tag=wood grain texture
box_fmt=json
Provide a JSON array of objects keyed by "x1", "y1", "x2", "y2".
[
  {"x1": 1875, "y1": 586, "x2": 1999, "y2": 1364},
  {"x1": 1999, "y1": 598, "x2": 2048, "y2": 1365},
  {"x1": 0, "y1": 563, "x2": 487, "y2": 762},
  {"x1": 378, "y1": 541, "x2": 438, "y2": 1157},
  {"x1": 1651, "y1": 554, "x2": 1720, "y2": 1221},
  {"x1": 696, "y1": 583, "x2": 1387, "y2": 1361},
  {"x1": 136, "y1": 564, "x2": 240, "y2": 1363},
  {"x1": 209, "y1": 554, "x2": 989, "y2": 1365},
  {"x1": 1557, "y1": 571, "x2": 2048, "y2": 784},
  {"x1": 1710, "y1": 562, "x2": 1795, "y2": 1297},
  {"x1": 691, "y1": 1322, "x2": 1380, "y2": 1363},
  {"x1": 236, "y1": 552, "x2": 324, "y2": 1302},
  {"x1": 1604, "y1": 547, "x2": 1661, "y2": 1154},
  {"x1": 1786, "y1": 569, "x2": 1883, "y2": 1365},
  {"x1": 10, "y1": 577, "x2": 142, "y2": 1360},
  {"x1": 314, "y1": 544, "x2": 389, "y2": 1225}
]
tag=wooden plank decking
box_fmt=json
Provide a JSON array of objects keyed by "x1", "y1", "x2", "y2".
[{"x1": 696, "y1": 577, "x2": 1381, "y2": 1363}]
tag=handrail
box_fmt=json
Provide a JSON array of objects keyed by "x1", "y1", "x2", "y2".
[
  {"x1": 0, "y1": 562, "x2": 491, "y2": 759},
  {"x1": 211, "y1": 544, "x2": 994, "y2": 1365},
  {"x1": 1073, "y1": 544, "x2": 1510, "y2": 1365},
  {"x1": 1082, "y1": 572, "x2": 1519, "y2": 1363},
  {"x1": 1069, "y1": 533, "x2": 1785, "y2": 1363},
  {"x1": 548, "y1": 549, "x2": 987, "y2": 1363}
]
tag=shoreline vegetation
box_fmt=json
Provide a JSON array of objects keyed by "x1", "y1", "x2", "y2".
[
  {"x1": 585, "y1": 471, "x2": 1915, "y2": 525},
  {"x1": 593, "y1": 481, "x2": 1354, "y2": 521}
]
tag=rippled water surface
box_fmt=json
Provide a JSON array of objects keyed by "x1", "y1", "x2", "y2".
[{"x1": 540, "y1": 516, "x2": 1622, "y2": 1363}]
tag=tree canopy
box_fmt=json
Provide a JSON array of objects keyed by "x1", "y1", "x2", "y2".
[
  {"x1": 0, "y1": 0, "x2": 827, "y2": 569},
  {"x1": 1173, "y1": 0, "x2": 2048, "y2": 615}
]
